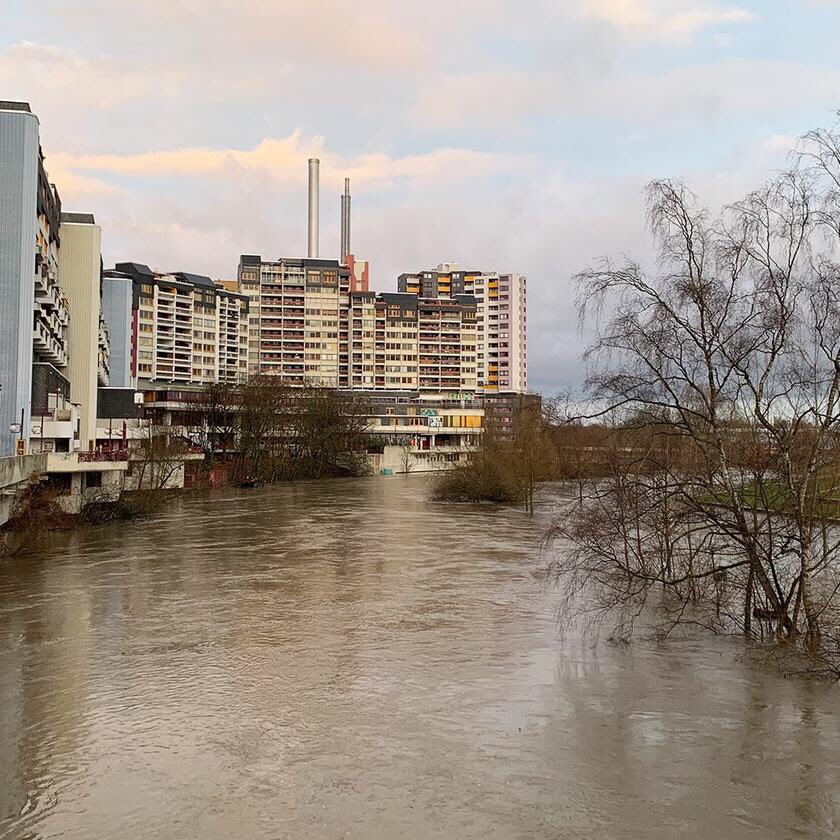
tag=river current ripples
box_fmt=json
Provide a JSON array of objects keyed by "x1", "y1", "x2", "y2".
[{"x1": 1, "y1": 475, "x2": 839, "y2": 839}]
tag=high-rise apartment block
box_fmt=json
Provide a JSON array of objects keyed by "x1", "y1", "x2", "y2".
[
  {"x1": 347, "y1": 292, "x2": 477, "y2": 392},
  {"x1": 398, "y1": 264, "x2": 527, "y2": 394},
  {"x1": 0, "y1": 101, "x2": 72, "y2": 455},
  {"x1": 58, "y1": 212, "x2": 109, "y2": 450},
  {"x1": 101, "y1": 272, "x2": 133, "y2": 388},
  {"x1": 237, "y1": 256, "x2": 349, "y2": 386},
  {"x1": 237, "y1": 256, "x2": 478, "y2": 395},
  {"x1": 102, "y1": 262, "x2": 249, "y2": 389}
]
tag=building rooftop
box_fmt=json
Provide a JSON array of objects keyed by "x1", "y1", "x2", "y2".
[
  {"x1": 115, "y1": 262, "x2": 156, "y2": 278},
  {"x1": 172, "y1": 271, "x2": 216, "y2": 289},
  {"x1": 379, "y1": 292, "x2": 420, "y2": 304},
  {"x1": 0, "y1": 100, "x2": 32, "y2": 113},
  {"x1": 60, "y1": 212, "x2": 96, "y2": 225}
]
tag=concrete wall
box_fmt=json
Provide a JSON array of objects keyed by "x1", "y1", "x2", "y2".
[
  {"x1": 0, "y1": 453, "x2": 48, "y2": 526},
  {"x1": 0, "y1": 453, "x2": 48, "y2": 490},
  {"x1": 101, "y1": 276, "x2": 133, "y2": 387},
  {"x1": 0, "y1": 109, "x2": 39, "y2": 457},
  {"x1": 54, "y1": 468, "x2": 124, "y2": 515},
  {"x1": 124, "y1": 460, "x2": 186, "y2": 491},
  {"x1": 59, "y1": 220, "x2": 102, "y2": 450},
  {"x1": 370, "y1": 445, "x2": 472, "y2": 475}
]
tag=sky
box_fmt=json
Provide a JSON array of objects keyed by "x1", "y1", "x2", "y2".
[{"x1": 3, "y1": 0, "x2": 840, "y2": 394}]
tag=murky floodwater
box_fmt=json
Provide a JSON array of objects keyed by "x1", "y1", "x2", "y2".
[{"x1": 0, "y1": 476, "x2": 838, "y2": 839}]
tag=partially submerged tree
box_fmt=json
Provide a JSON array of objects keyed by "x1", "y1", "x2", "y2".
[
  {"x1": 432, "y1": 395, "x2": 557, "y2": 509},
  {"x1": 550, "y1": 119, "x2": 840, "y2": 673},
  {"x1": 225, "y1": 378, "x2": 371, "y2": 482},
  {"x1": 193, "y1": 381, "x2": 238, "y2": 459}
]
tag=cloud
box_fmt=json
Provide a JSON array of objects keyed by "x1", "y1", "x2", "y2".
[
  {"x1": 49, "y1": 135, "x2": 529, "y2": 193},
  {"x1": 5, "y1": 0, "x2": 839, "y2": 392},
  {"x1": 412, "y1": 58, "x2": 840, "y2": 132},
  {"x1": 761, "y1": 134, "x2": 798, "y2": 152},
  {"x1": 581, "y1": 0, "x2": 755, "y2": 40},
  {"x1": 0, "y1": 40, "x2": 182, "y2": 111}
]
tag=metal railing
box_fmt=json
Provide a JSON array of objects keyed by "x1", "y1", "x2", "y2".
[{"x1": 79, "y1": 450, "x2": 130, "y2": 462}]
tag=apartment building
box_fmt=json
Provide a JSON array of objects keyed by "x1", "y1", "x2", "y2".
[
  {"x1": 346, "y1": 291, "x2": 477, "y2": 394},
  {"x1": 397, "y1": 264, "x2": 528, "y2": 394},
  {"x1": 236, "y1": 256, "x2": 352, "y2": 386},
  {"x1": 58, "y1": 212, "x2": 109, "y2": 450},
  {"x1": 348, "y1": 292, "x2": 418, "y2": 390},
  {"x1": 102, "y1": 262, "x2": 249, "y2": 389},
  {"x1": 101, "y1": 271, "x2": 133, "y2": 388},
  {"x1": 239, "y1": 255, "x2": 478, "y2": 397},
  {"x1": 365, "y1": 391, "x2": 484, "y2": 472},
  {"x1": 0, "y1": 101, "x2": 72, "y2": 456}
]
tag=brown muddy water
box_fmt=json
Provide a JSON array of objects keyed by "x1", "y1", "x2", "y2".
[{"x1": 0, "y1": 475, "x2": 838, "y2": 839}]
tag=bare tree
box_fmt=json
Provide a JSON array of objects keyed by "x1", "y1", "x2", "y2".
[
  {"x1": 550, "y1": 132, "x2": 840, "y2": 672},
  {"x1": 131, "y1": 421, "x2": 193, "y2": 492},
  {"x1": 400, "y1": 442, "x2": 414, "y2": 475},
  {"x1": 194, "y1": 381, "x2": 238, "y2": 459},
  {"x1": 432, "y1": 395, "x2": 557, "y2": 509}
]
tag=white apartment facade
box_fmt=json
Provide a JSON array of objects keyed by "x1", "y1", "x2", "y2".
[
  {"x1": 464, "y1": 272, "x2": 527, "y2": 394},
  {"x1": 397, "y1": 264, "x2": 528, "y2": 394},
  {"x1": 102, "y1": 263, "x2": 249, "y2": 389},
  {"x1": 237, "y1": 255, "x2": 478, "y2": 396},
  {"x1": 236, "y1": 256, "x2": 351, "y2": 387}
]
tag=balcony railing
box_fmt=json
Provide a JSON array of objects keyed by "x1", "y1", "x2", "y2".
[{"x1": 79, "y1": 450, "x2": 130, "y2": 462}]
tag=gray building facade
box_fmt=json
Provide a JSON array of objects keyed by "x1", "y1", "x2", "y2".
[
  {"x1": 101, "y1": 271, "x2": 134, "y2": 388},
  {"x1": 0, "y1": 103, "x2": 40, "y2": 456}
]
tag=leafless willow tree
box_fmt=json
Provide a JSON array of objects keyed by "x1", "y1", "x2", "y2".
[
  {"x1": 549, "y1": 118, "x2": 840, "y2": 674},
  {"x1": 224, "y1": 378, "x2": 372, "y2": 482},
  {"x1": 131, "y1": 422, "x2": 192, "y2": 492},
  {"x1": 194, "y1": 381, "x2": 238, "y2": 458}
]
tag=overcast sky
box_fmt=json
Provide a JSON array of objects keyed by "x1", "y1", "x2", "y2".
[{"x1": 3, "y1": 0, "x2": 840, "y2": 393}]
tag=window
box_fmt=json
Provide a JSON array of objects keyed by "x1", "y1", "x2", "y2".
[{"x1": 85, "y1": 471, "x2": 103, "y2": 489}]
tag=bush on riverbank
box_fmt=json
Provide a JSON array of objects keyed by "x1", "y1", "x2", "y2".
[
  {"x1": 0, "y1": 483, "x2": 75, "y2": 557},
  {"x1": 80, "y1": 488, "x2": 182, "y2": 524},
  {"x1": 432, "y1": 447, "x2": 526, "y2": 504},
  {"x1": 432, "y1": 397, "x2": 559, "y2": 511}
]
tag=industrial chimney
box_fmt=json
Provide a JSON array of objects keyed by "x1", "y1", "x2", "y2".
[
  {"x1": 340, "y1": 177, "x2": 351, "y2": 264},
  {"x1": 307, "y1": 158, "x2": 320, "y2": 258}
]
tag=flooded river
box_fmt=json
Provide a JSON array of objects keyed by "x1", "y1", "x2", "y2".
[{"x1": 1, "y1": 476, "x2": 839, "y2": 839}]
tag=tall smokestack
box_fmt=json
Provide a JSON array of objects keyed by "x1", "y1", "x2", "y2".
[
  {"x1": 308, "y1": 158, "x2": 320, "y2": 258},
  {"x1": 340, "y1": 177, "x2": 351, "y2": 263}
]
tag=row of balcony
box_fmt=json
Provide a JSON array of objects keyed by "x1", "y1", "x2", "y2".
[{"x1": 32, "y1": 317, "x2": 68, "y2": 366}]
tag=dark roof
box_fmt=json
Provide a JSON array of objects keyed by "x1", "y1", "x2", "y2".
[
  {"x1": 172, "y1": 271, "x2": 216, "y2": 289},
  {"x1": 301, "y1": 258, "x2": 343, "y2": 269},
  {"x1": 379, "y1": 293, "x2": 419, "y2": 305},
  {"x1": 0, "y1": 101, "x2": 31, "y2": 113},
  {"x1": 239, "y1": 254, "x2": 261, "y2": 266},
  {"x1": 60, "y1": 211, "x2": 96, "y2": 224},
  {"x1": 115, "y1": 262, "x2": 155, "y2": 278}
]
